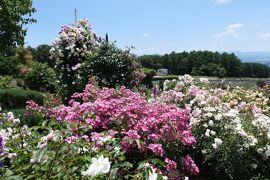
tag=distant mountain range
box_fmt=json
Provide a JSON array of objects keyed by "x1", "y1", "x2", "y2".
[{"x1": 234, "y1": 51, "x2": 270, "y2": 66}]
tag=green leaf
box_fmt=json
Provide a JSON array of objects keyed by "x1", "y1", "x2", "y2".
[
  {"x1": 150, "y1": 158, "x2": 164, "y2": 166},
  {"x1": 109, "y1": 168, "x2": 119, "y2": 180},
  {"x1": 118, "y1": 155, "x2": 126, "y2": 161},
  {"x1": 120, "y1": 162, "x2": 133, "y2": 168},
  {"x1": 5, "y1": 176, "x2": 24, "y2": 180},
  {"x1": 4, "y1": 170, "x2": 14, "y2": 176},
  {"x1": 36, "y1": 147, "x2": 47, "y2": 163}
]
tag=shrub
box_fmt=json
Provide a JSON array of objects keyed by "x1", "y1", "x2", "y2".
[
  {"x1": 52, "y1": 83, "x2": 197, "y2": 177},
  {"x1": 0, "y1": 88, "x2": 44, "y2": 109},
  {"x1": 79, "y1": 42, "x2": 144, "y2": 89},
  {"x1": 24, "y1": 62, "x2": 57, "y2": 92},
  {"x1": 5, "y1": 93, "x2": 61, "y2": 127},
  {"x1": 0, "y1": 82, "x2": 198, "y2": 179},
  {"x1": 0, "y1": 56, "x2": 19, "y2": 76},
  {"x1": 0, "y1": 76, "x2": 16, "y2": 88},
  {"x1": 50, "y1": 19, "x2": 100, "y2": 103},
  {"x1": 157, "y1": 75, "x2": 270, "y2": 179},
  {"x1": 50, "y1": 20, "x2": 144, "y2": 103},
  {"x1": 142, "y1": 68, "x2": 156, "y2": 88},
  {"x1": 257, "y1": 80, "x2": 267, "y2": 88},
  {"x1": 9, "y1": 108, "x2": 43, "y2": 127}
]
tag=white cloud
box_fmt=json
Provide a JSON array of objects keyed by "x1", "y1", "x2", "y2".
[
  {"x1": 216, "y1": 0, "x2": 231, "y2": 4},
  {"x1": 214, "y1": 23, "x2": 244, "y2": 38},
  {"x1": 258, "y1": 33, "x2": 270, "y2": 39},
  {"x1": 227, "y1": 23, "x2": 243, "y2": 30},
  {"x1": 143, "y1": 33, "x2": 151, "y2": 37}
]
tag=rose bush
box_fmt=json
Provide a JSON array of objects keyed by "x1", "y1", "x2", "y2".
[
  {"x1": 50, "y1": 20, "x2": 144, "y2": 104},
  {"x1": 50, "y1": 19, "x2": 101, "y2": 103},
  {"x1": 156, "y1": 75, "x2": 270, "y2": 179},
  {"x1": 0, "y1": 80, "x2": 198, "y2": 179}
]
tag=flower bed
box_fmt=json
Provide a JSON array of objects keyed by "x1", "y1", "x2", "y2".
[
  {"x1": 156, "y1": 75, "x2": 270, "y2": 179},
  {"x1": 0, "y1": 81, "x2": 197, "y2": 179}
]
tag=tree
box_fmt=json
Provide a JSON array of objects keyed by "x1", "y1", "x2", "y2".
[
  {"x1": 80, "y1": 42, "x2": 143, "y2": 89},
  {"x1": 28, "y1": 44, "x2": 54, "y2": 67},
  {"x1": 137, "y1": 51, "x2": 270, "y2": 78},
  {"x1": 198, "y1": 63, "x2": 227, "y2": 78},
  {"x1": 15, "y1": 46, "x2": 33, "y2": 65},
  {"x1": 177, "y1": 58, "x2": 192, "y2": 74},
  {"x1": 242, "y1": 62, "x2": 270, "y2": 78},
  {"x1": 0, "y1": 56, "x2": 19, "y2": 76},
  {"x1": 0, "y1": 0, "x2": 36, "y2": 55},
  {"x1": 24, "y1": 62, "x2": 57, "y2": 92}
]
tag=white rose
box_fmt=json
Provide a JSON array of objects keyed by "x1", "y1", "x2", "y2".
[
  {"x1": 205, "y1": 129, "x2": 210, "y2": 137},
  {"x1": 208, "y1": 120, "x2": 214, "y2": 126},
  {"x1": 149, "y1": 167, "x2": 158, "y2": 180},
  {"x1": 81, "y1": 155, "x2": 110, "y2": 177},
  {"x1": 210, "y1": 130, "x2": 216, "y2": 136},
  {"x1": 214, "y1": 138, "x2": 223, "y2": 146}
]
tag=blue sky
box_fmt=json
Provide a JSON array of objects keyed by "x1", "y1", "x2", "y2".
[{"x1": 25, "y1": 0, "x2": 270, "y2": 55}]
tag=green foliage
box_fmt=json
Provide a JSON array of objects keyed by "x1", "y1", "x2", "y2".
[
  {"x1": 138, "y1": 51, "x2": 270, "y2": 78},
  {"x1": 138, "y1": 55, "x2": 163, "y2": 69},
  {"x1": 79, "y1": 42, "x2": 143, "y2": 89},
  {"x1": 24, "y1": 62, "x2": 57, "y2": 92},
  {"x1": 0, "y1": 110, "x2": 163, "y2": 179},
  {"x1": 142, "y1": 68, "x2": 156, "y2": 88},
  {"x1": 8, "y1": 108, "x2": 43, "y2": 127},
  {"x1": 0, "y1": 76, "x2": 16, "y2": 88},
  {"x1": 15, "y1": 46, "x2": 33, "y2": 65},
  {"x1": 0, "y1": 0, "x2": 36, "y2": 55},
  {"x1": 242, "y1": 62, "x2": 270, "y2": 78},
  {"x1": 0, "y1": 88, "x2": 44, "y2": 109},
  {"x1": 0, "y1": 56, "x2": 19, "y2": 76},
  {"x1": 143, "y1": 68, "x2": 156, "y2": 74},
  {"x1": 0, "y1": 46, "x2": 34, "y2": 77},
  {"x1": 28, "y1": 44, "x2": 54, "y2": 67},
  {"x1": 192, "y1": 63, "x2": 227, "y2": 78}
]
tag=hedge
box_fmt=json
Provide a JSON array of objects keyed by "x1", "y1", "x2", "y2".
[{"x1": 0, "y1": 88, "x2": 44, "y2": 109}]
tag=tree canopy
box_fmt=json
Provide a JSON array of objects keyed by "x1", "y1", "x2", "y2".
[
  {"x1": 138, "y1": 51, "x2": 270, "y2": 78},
  {"x1": 0, "y1": 0, "x2": 36, "y2": 55},
  {"x1": 27, "y1": 44, "x2": 53, "y2": 67}
]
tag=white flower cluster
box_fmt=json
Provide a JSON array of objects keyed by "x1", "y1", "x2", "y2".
[
  {"x1": 158, "y1": 75, "x2": 270, "y2": 160},
  {"x1": 252, "y1": 111, "x2": 270, "y2": 158},
  {"x1": 199, "y1": 77, "x2": 210, "y2": 84},
  {"x1": 50, "y1": 19, "x2": 99, "y2": 62},
  {"x1": 0, "y1": 110, "x2": 30, "y2": 159},
  {"x1": 5, "y1": 112, "x2": 20, "y2": 124},
  {"x1": 157, "y1": 90, "x2": 185, "y2": 104},
  {"x1": 179, "y1": 74, "x2": 194, "y2": 84},
  {"x1": 81, "y1": 155, "x2": 110, "y2": 177},
  {"x1": 139, "y1": 162, "x2": 168, "y2": 180}
]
